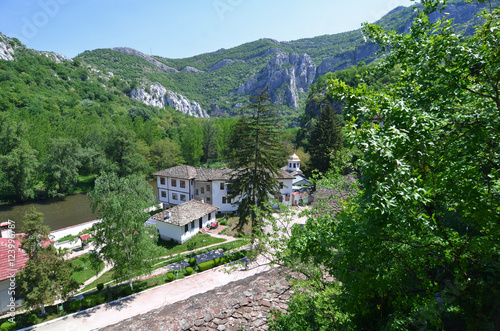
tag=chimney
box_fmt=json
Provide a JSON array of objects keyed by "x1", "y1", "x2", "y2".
[
  {"x1": 164, "y1": 211, "x2": 171, "y2": 220},
  {"x1": 201, "y1": 199, "x2": 204, "y2": 204}
]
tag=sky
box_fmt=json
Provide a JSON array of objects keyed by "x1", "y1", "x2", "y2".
[{"x1": 0, "y1": 0, "x2": 416, "y2": 59}]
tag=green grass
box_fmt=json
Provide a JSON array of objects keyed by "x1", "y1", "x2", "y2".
[
  {"x1": 155, "y1": 233, "x2": 225, "y2": 257},
  {"x1": 70, "y1": 255, "x2": 105, "y2": 285},
  {"x1": 72, "y1": 174, "x2": 98, "y2": 194},
  {"x1": 80, "y1": 269, "x2": 115, "y2": 293}
]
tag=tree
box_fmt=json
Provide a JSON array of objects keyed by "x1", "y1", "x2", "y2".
[
  {"x1": 228, "y1": 88, "x2": 284, "y2": 240},
  {"x1": 43, "y1": 138, "x2": 82, "y2": 197},
  {"x1": 16, "y1": 208, "x2": 78, "y2": 315},
  {"x1": 0, "y1": 117, "x2": 39, "y2": 201},
  {"x1": 275, "y1": 1, "x2": 500, "y2": 330},
  {"x1": 148, "y1": 138, "x2": 185, "y2": 171},
  {"x1": 180, "y1": 122, "x2": 204, "y2": 166},
  {"x1": 308, "y1": 103, "x2": 344, "y2": 174},
  {"x1": 201, "y1": 118, "x2": 222, "y2": 164},
  {"x1": 88, "y1": 173, "x2": 158, "y2": 289}
]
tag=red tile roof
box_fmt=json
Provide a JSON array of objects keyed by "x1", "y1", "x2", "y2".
[{"x1": 0, "y1": 237, "x2": 28, "y2": 282}]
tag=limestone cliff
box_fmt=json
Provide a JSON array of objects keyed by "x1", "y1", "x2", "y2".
[
  {"x1": 0, "y1": 33, "x2": 15, "y2": 61},
  {"x1": 237, "y1": 51, "x2": 316, "y2": 109},
  {"x1": 111, "y1": 47, "x2": 178, "y2": 73},
  {"x1": 129, "y1": 83, "x2": 208, "y2": 118}
]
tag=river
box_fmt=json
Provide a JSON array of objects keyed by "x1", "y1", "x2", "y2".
[{"x1": 0, "y1": 181, "x2": 158, "y2": 232}]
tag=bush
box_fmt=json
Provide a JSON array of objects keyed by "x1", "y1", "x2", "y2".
[
  {"x1": 0, "y1": 321, "x2": 16, "y2": 331},
  {"x1": 69, "y1": 299, "x2": 82, "y2": 311},
  {"x1": 28, "y1": 313, "x2": 38, "y2": 324},
  {"x1": 123, "y1": 286, "x2": 133, "y2": 296},
  {"x1": 188, "y1": 257, "x2": 197, "y2": 267},
  {"x1": 185, "y1": 267, "x2": 194, "y2": 275},
  {"x1": 197, "y1": 260, "x2": 216, "y2": 272},
  {"x1": 95, "y1": 293, "x2": 106, "y2": 305},
  {"x1": 219, "y1": 220, "x2": 229, "y2": 226},
  {"x1": 83, "y1": 297, "x2": 93, "y2": 308},
  {"x1": 96, "y1": 283, "x2": 104, "y2": 291},
  {"x1": 166, "y1": 272, "x2": 175, "y2": 282}
]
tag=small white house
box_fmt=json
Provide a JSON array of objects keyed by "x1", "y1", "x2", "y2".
[{"x1": 150, "y1": 200, "x2": 219, "y2": 244}]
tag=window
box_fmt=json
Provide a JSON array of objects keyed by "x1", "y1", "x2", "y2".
[
  {"x1": 191, "y1": 220, "x2": 195, "y2": 229},
  {"x1": 180, "y1": 180, "x2": 186, "y2": 188},
  {"x1": 206, "y1": 185, "x2": 210, "y2": 192},
  {"x1": 285, "y1": 195, "x2": 290, "y2": 201},
  {"x1": 220, "y1": 183, "x2": 224, "y2": 190},
  {"x1": 201, "y1": 187, "x2": 204, "y2": 194},
  {"x1": 180, "y1": 194, "x2": 186, "y2": 202},
  {"x1": 206, "y1": 197, "x2": 211, "y2": 203},
  {"x1": 289, "y1": 163, "x2": 292, "y2": 168},
  {"x1": 161, "y1": 191, "x2": 166, "y2": 198},
  {"x1": 228, "y1": 197, "x2": 232, "y2": 204},
  {"x1": 184, "y1": 224, "x2": 188, "y2": 232},
  {"x1": 199, "y1": 217, "x2": 202, "y2": 228},
  {"x1": 160, "y1": 178, "x2": 165, "y2": 185},
  {"x1": 172, "y1": 193, "x2": 178, "y2": 200},
  {"x1": 195, "y1": 189, "x2": 199, "y2": 195},
  {"x1": 171, "y1": 179, "x2": 177, "y2": 187},
  {"x1": 208, "y1": 213, "x2": 212, "y2": 220},
  {"x1": 222, "y1": 197, "x2": 227, "y2": 204}
]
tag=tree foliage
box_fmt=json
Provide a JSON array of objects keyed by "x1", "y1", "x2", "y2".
[
  {"x1": 276, "y1": 1, "x2": 500, "y2": 330},
  {"x1": 88, "y1": 173, "x2": 158, "y2": 289},
  {"x1": 228, "y1": 88, "x2": 284, "y2": 239},
  {"x1": 16, "y1": 208, "x2": 78, "y2": 315}
]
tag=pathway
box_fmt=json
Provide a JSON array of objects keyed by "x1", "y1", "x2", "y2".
[{"x1": 32, "y1": 256, "x2": 271, "y2": 331}]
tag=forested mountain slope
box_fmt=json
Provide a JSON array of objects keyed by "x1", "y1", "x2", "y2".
[{"x1": 76, "y1": 0, "x2": 497, "y2": 117}]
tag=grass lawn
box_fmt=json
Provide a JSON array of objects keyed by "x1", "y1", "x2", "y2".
[
  {"x1": 80, "y1": 269, "x2": 115, "y2": 293},
  {"x1": 70, "y1": 255, "x2": 104, "y2": 285},
  {"x1": 155, "y1": 233, "x2": 225, "y2": 257}
]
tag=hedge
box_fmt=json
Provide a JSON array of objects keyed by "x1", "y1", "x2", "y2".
[
  {"x1": 185, "y1": 267, "x2": 194, "y2": 275},
  {"x1": 0, "y1": 321, "x2": 16, "y2": 331},
  {"x1": 166, "y1": 272, "x2": 175, "y2": 282},
  {"x1": 197, "y1": 260, "x2": 216, "y2": 272},
  {"x1": 188, "y1": 257, "x2": 197, "y2": 267}
]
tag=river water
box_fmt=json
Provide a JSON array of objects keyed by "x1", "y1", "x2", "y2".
[{"x1": 0, "y1": 181, "x2": 158, "y2": 232}]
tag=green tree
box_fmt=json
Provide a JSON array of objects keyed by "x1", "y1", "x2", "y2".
[
  {"x1": 201, "y1": 118, "x2": 222, "y2": 164},
  {"x1": 88, "y1": 173, "x2": 158, "y2": 290},
  {"x1": 43, "y1": 138, "x2": 82, "y2": 197},
  {"x1": 0, "y1": 117, "x2": 39, "y2": 201},
  {"x1": 228, "y1": 88, "x2": 284, "y2": 240},
  {"x1": 180, "y1": 122, "x2": 203, "y2": 165},
  {"x1": 16, "y1": 208, "x2": 78, "y2": 315},
  {"x1": 148, "y1": 138, "x2": 185, "y2": 171},
  {"x1": 277, "y1": 2, "x2": 500, "y2": 330},
  {"x1": 308, "y1": 103, "x2": 344, "y2": 174}
]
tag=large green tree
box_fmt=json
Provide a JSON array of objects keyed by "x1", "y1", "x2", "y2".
[
  {"x1": 274, "y1": 1, "x2": 500, "y2": 330},
  {"x1": 88, "y1": 173, "x2": 158, "y2": 289},
  {"x1": 43, "y1": 138, "x2": 83, "y2": 197},
  {"x1": 308, "y1": 103, "x2": 344, "y2": 174},
  {"x1": 17, "y1": 208, "x2": 78, "y2": 315},
  {"x1": 228, "y1": 88, "x2": 284, "y2": 240}
]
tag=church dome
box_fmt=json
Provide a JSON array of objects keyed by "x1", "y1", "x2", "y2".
[{"x1": 288, "y1": 153, "x2": 300, "y2": 162}]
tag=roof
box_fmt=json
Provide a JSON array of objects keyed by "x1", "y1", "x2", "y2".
[
  {"x1": 0, "y1": 237, "x2": 29, "y2": 282},
  {"x1": 288, "y1": 153, "x2": 300, "y2": 162},
  {"x1": 154, "y1": 166, "x2": 294, "y2": 181},
  {"x1": 195, "y1": 167, "x2": 233, "y2": 181},
  {"x1": 153, "y1": 165, "x2": 198, "y2": 179},
  {"x1": 152, "y1": 200, "x2": 219, "y2": 227},
  {"x1": 80, "y1": 234, "x2": 91, "y2": 241}
]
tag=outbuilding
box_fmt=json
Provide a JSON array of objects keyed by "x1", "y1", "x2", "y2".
[{"x1": 150, "y1": 200, "x2": 219, "y2": 244}]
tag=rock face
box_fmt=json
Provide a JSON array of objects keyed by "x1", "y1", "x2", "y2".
[
  {"x1": 40, "y1": 51, "x2": 73, "y2": 64},
  {"x1": 182, "y1": 66, "x2": 204, "y2": 74},
  {"x1": 130, "y1": 83, "x2": 209, "y2": 118},
  {"x1": 101, "y1": 268, "x2": 292, "y2": 331},
  {"x1": 111, "y1": 47, "x2": 178, "y2": 73},
  {"x1": 0, "y1": 34, "x2": 15, "y2": 61},
  {"x1": 237, "y1": 51, "x2": 316, "y2": 109}
]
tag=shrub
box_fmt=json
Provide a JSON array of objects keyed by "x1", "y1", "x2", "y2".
[
  {"x1": 124, "y1": 286, "x2": 133, "y2": 296},
  {"x1": 69, "y1": 299, "x2": 82, "y2": 311},
  {"x1": 185, "y1": 267, "x2": 194, "y2": 275},
  {"x1": 197, "y1": 260, "x2": 216, "y2": 272},
  {"x1": 96, "y1": 283, "x2": 104, "y2": 291},
  {"x1": 95, "y1": 293, "x2": 106, "y2": 305},
  {"x1": 166, "y1": 272, "x2": 175, "y2": 282},
  {"x1": 0, "y1": 321, "x2": 16, "y2": 331},
  {"x1": 219, "y1": 220, "x2": 228, "y2": 226},
  {"x1": 28, "y1": 313, "x2": 38, "y2": 324},
  {"x1": 83, "y1": 297, "x2": 93, "y2": 308},
  {"x1": 188, "y1": 257, "x2": 197, "y2": 267}
]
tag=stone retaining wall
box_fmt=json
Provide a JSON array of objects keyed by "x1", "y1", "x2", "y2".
[{"x1": 102, "y1": 268, "x2": 291, "y2": 331}]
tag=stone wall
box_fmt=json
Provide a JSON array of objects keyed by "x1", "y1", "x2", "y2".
[{"x1": 101, "y1": 268, "x2": 292, "y2": 331}]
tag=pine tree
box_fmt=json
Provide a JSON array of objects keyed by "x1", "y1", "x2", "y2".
[
  {"x1": 308, "y1": 103, "x2": 343, "y2": 174},
  {"x1": 228, "y1": 88, "x2": 283, "y2": 241}
]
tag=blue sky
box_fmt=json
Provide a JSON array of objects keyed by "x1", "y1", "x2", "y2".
[{"x1": 0, "y1": 0, "x2": 416, "y2": 59}]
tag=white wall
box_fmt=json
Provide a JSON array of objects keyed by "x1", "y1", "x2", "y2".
[
  {"x1": 157, "y1": 176, "x2": 193, "y2": 206},
  {"x1": 155, "y1": 211, "x2": 217, "y2": 244},
  {"x1": 0, "y1": 279, "x2": 22, "y2": 314},
  {"x1": 212, "y1": 181, "x2": 238, "y2": 213}
]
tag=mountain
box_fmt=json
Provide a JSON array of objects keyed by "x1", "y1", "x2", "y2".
[{"x1": 75, "y1": 0, "x2": 497, "y2": 117}]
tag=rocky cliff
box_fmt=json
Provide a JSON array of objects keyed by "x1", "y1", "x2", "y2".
[
  {"x1": 111, "y1": 47, "x2": 178, "y2": 72},
  {"x1": 237, "y1": 51, "x2": 316, "y2": 109},
  {"x1": 130, "y1": 83, "x2": 209, "y2": 118},
  {"x1": 0, "y1": 34, "x2": 15, "y2": 61}
]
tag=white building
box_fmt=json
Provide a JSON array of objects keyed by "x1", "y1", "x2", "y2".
[
  {"x1": 153, "y1": 165, "x2": 295, "y2": 214},
  {"x1": 281, "y1": 153, "x2": 311, "y2": 206},
  {"x1": 150, "y1": 200, "x2": 218, "y2": 244},
  {"x1": 0, "y1": 237, "x2": 27, "y2": 314}
]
